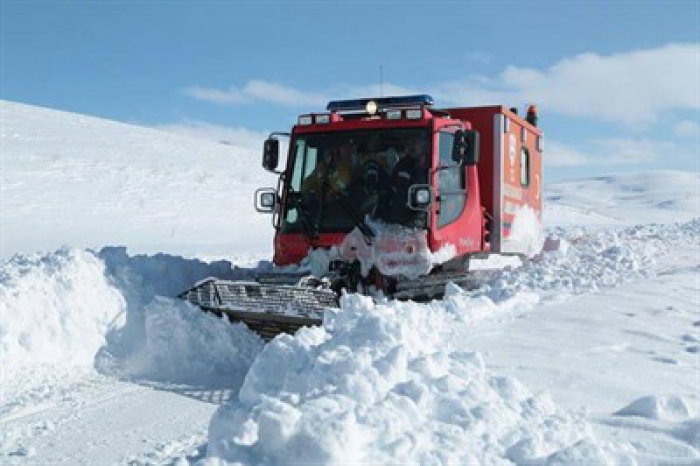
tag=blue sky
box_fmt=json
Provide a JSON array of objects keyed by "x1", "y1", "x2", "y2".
[{"x1": 2, "y1": 1, "x2": 698, "y2": 180}]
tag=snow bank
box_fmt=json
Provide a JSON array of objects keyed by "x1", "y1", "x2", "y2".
[
  {"x1": 484, "y1": 218, "x2": 700, "y2": 301},
  {"x1": 97, "y1": 297, "x2": 263, "y2": 386},
  {"x1": 206, "y1": 218, "x2": 700, "y2": 464},
  {"x1": 0, "y1": 245, "x2": 263, "y2": 387},
  {"x1": 207, "y1": 294, "x2": 622, "y2": 464},
  {"x1": 95, "y1": 247, "x2": 263, "y2": 385},
  {"x1": 0, "y1": 248, "x2": 124, "y2": 368}
]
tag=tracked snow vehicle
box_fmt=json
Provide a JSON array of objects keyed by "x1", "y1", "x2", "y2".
[{"x1": 180, "y1": 95, "x2": 543, "y2": 339}]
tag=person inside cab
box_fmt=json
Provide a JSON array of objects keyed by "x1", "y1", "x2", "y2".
[
  {"x1": 385, "y1": 137, "x2": 429, "y2": 225},
  {"x1": 392, "y1": 137, "x2": 428, "y2": 188},
  {"x1": 301, "y1": 141, "x2": 355, "y2": 197}
]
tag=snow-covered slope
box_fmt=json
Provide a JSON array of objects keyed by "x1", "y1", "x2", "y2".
[
  {"x1": 546, "y1": 171, "x2": 699, "y2": 226},
  {"x1": 1, "y1": 100, "x2": 276, "y2": 262},
  {"x1": 1, "y1": 101, "x2": 699, "y2": 464}
]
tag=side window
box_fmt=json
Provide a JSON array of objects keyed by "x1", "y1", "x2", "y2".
[
  {"x1": 288, "y1": 140, "x2": 306, "y2": 192},
  {"x1": 289, "y1": 140, "x2": 318, "y2": 192},
  {"x1": 285, "y1": 140, "x2": 318, "y2": 225},
  {"x1": 437, "y1": 132, "x2": 466, "y2": 227},
  {"x1": 520, "y1": 147, "x2": 530, "y2": 187}
]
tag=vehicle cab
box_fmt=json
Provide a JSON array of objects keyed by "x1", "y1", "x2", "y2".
[{"x1": 256, "y1": 95, "x2": 483, "y2": 273}]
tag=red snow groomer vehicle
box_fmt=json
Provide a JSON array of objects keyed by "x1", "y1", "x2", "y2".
[{"x1": 181, "y1": 95, "x2": 543, "y2": 339}]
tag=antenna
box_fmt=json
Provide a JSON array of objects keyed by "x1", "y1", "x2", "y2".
[{"x1": 379, "y1": 64, "x2": 384, "y2": 97}]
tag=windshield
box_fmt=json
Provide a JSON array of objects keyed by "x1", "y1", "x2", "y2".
[{"x1": 281, "y1": 128, "x2": 430, "y2": 234}]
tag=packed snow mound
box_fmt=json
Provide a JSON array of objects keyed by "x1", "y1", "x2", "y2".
[
  {"x1": 97, "y1": 246, "x2": 251, "y2": 305},
  {"x1": 0, "y1": 248, "x2": 124, "y2": 369},
  {"x1": 95, "y1": 247, "x2": 263, "y2": 385},
  {"x1": 545, "y1": 170, "x2": 700, "y2": 227},
  {"x1": 1, "y1": 100, "x2": 275, "y2": 260},
  {"x1": 207, "y1": 295, "x2": 625, "y2": 465},
  {"x1": 205, "y1": 218, "x2": 699, "y2": 464},
  {"x1": 97, "y1": 297, "x2": 263, "y2": 386},
  {"x1": 615, "y1": 395, "x2": 694, "y2": 422},
  {"x1": 0, "y1": 245, "x2": 263, "y2": 387},
  {"x1": 483, "y1": 218, "x2": 700, "y2": 300}
]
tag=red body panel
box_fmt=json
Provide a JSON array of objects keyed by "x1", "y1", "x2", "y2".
[
  {"x1": 444, "y1": 106, "x2": 543, "y2": 252},
  {"x1": 273, "y1": 233, "x2": 347, "y2": 266},
  {"x1": 427, "y1": 118, "x2": 484, "y2": 257}
]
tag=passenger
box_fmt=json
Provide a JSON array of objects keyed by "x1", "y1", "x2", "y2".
[
  {"x1": 392, "y1": 137, "x2": 428, "y2": 189},
  {"x1": 387, "y1": 137, "x2": 429, "y2": 225}
]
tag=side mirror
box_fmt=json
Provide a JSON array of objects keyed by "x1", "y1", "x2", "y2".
[
  {"x1": 262, "y1": 138, "x2": 279, "y2": 172},
  {"x1": 254, "y1": 188, "x2": 278, "y2": 213},
  {"x1": 407, "y1": 184, "x2": 433, "y2": 211},
  {"x1": 452, "y1": 130, "x2": 480, "y2": 165}
]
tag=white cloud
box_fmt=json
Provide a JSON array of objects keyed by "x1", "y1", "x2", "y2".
[
  {"x1": 183, "y1": 80, "x2": 327, "y2": 107},
  {"x1": 182, "y1": 44, "x2": 698, "y2": 130},
  {"x1": 674, "y1": 120, "x2": 700, "y2": 137},
  {"x1": 545, "y1": 140, "x2": 591, "y2": 167},
  {"x1": 547, "y1": 137, "x2": 679, "y2": 167},
  {"x1": 593, "y1": 138, "x2": 671, "y2": 164},
  {"x1": 183, "y1": 79, "x2": 426, "y2": 111},
  {"x1": 431, "y1": 43, "x2": 699, "y2": 125}
]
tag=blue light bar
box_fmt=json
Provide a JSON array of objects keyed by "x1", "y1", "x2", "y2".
[{"x1": 326, "y1": 94, "x2": 434, "y2": 112}]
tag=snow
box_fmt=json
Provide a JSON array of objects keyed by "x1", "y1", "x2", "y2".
[
  {"x1": 502, "y1": 204, "x2": 545, "y2": 256},
  {"x1": 0, "y1": 248, "x2": 124, "y2": 369},
  {"x1": 545, "y1": 170, "x2": 700, "y2": 227},
  {"x1": 0, "y1": 244, "x2": 264, "y2": 463},
  {"x1": 205, "y1": 217, "x2": 699, "y2": 464},
  {"x1": 616, "y1": 395, "x2": 694, "y2": 422},
  {"x1": 1, "y1": 101, "x2": 699, "y2": 464},
  {"x1": 207, "y1": 295, "x2": 618, "y2": 464},
  {"x1": 0, "y1": 100, "x2": 276, "y2": 262}
]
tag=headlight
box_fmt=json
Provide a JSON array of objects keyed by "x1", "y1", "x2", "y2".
[
  {"x1": 260, "y1": 192, "x2": 276, "y2": 208},
  {"x1": 415, "y1": 188, "x2": 430, "y2": 205},
  {"x1": 407, "y1": 185, "x2": 432, "y2": 211},
  {"x1": 315, "y1": 114, "x2": 330, "y2": 124}
]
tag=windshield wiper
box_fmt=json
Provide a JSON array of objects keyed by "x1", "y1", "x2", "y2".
[
  {"x1": 322, "y1": 179, "x2": 375, "y2": 245},
  {"x1": 289, "y1": 192, "x2": 319, "y2": 243}
]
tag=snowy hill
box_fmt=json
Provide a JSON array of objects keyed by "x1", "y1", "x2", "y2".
[
  {"x1": 1, "y1": 101, "x2": 699, "y2": 464},
  {"x1": 1, "y1": 100, "x2": 276, "y2": 262},
  {"x1": 546, "y1": 171, "x2": 699, "y2": 226},
  {"x1": 2, "y1": 100, "x2": 697, "y2": 258}
]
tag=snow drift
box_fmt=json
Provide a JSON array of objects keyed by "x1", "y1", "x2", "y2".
[
  {"x1": 205, "y1": 218, "x2": 699, "y2": 464},
  {"x1": 0, "y1": 246, "x2": 263, "y2": 387},
  {"x1": 0, "y1": 248, "x2": 124, "y2": 368},
  {"x1": 95, "y1": 247, "x2": 264, "y2": 385},
  {"x1": 207, "y1": 295, "x2": 622, "y2": 465}
]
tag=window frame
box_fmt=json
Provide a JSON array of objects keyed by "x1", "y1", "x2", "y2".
[
  {"x1": 436, "y1": 130, "x2": 467, "y2": 228},
  {"x1": 520, "y1": 146, "x2": 531, "y2": 187}
]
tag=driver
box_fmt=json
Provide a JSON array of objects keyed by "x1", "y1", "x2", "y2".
[{"x1": 301, "y1": 141, "x2": 355, "y2": 197}]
